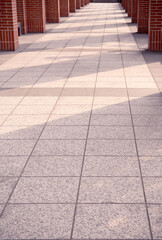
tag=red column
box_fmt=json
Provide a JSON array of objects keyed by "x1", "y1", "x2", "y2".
[
  {"x1": 149, "y1": 0, "x2": 162, "y2": 51},
  {"x1": 46, "y1": 0, "x2": 60, "y2": 23},
  {"x1": 16, "y1": 0, "x2": 27, "y2": 34},
  {"x1": 131, "y1": 0, "x2": 138, "y2": 23},
  {"x1": 70, "y1": 0, "x2": 76, "y2": 12},
  {"x1": 122, "y1": 0, "x2": 126, "y2": 9},
  {"x1": 26, "y1": 0, "x2": 46, "y2": 33},
  {"x1": 125, "y1": 0, "x2": 128, "y2": 12},
  {"x1": 137, "y1": 0, "x2": 149, "y2": 33},
  {"x1": 60, "y1": 0, "x2": 69, "y2": 17},
  {"x1": 0, "y1": 0, "x2": 19, "y2": 51},
  {"x1": 76, "y1": 0, "x2": 81, "y2": 9},
  {"x1": 127, "y1": 0, "x2": 131, "y2": 17},
  {"x1": 81, "y1": 0, "x2": 84, "y2": 7}
]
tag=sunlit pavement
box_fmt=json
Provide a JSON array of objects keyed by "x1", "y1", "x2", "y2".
[{"x1": 0, "y1": 3, "x2": 162, "y2": 240}]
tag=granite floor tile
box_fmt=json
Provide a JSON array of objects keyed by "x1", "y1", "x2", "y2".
[
  {"x1": 0, "y1": 125, "x2": 43, "y2": 140},
  {"x1": 41, "y1": 126, "x2": 88, "y2": 139},
  {"x1": 0, "y1": 140, "x2": 36, "y2": 156},
  {"x1": 0, "y1": 204, "x2": 75, "y2": 239},
  {"x1": 48, "y1": 114, "x2": 90, "y2": 126},
  {"x1": 140, "y1": 157, "x2": 162, "y2": 177},
  {"x1": 33, "y1": 139, "x2": 86, "y2": 156},
  {"x1": 73, "y1": 204, "x2": 151, "y2": 239},
  {"x1": 0, "y1": 156, "x2": 28, "y2": 176},
  {"x1": 130, "y1": 97, "x2": 162, "y2": 106},
  {"x1": 92, "y1": 105, "x2": 130, "y2": 115},
  {"x1": 86, "y1": 140, "x2": 137, "y2": 156},
  {"x1": 3, "y1": 115, "x2": 48, "y2": 126},
  {"x1": 0, "y1": 115, "x2": 8, "y2": 125},
  {"x1": 88, "y1": 126, "x2": 134, "y2": 139},
  {"x1": 0, "y1": 97, "x2": 23, "y2": 105},
  {"x1": 52, "y1": 105, "x2": 91, "y2": 115},
  {"x1": 90, "y1": 114, "x2": 132, "y2": 125},
  {"x1": 134, "y1": 126, "x2": 162, "y2": 139},
  {"x1": 83, "y1": 156, "x2": 140, "y2": 176},
  {"x1": 20, "y1": 96, "x2": 58, "y2": 105},
  {"x1": 61, "y1": 88, "x2": 94, "y2": 96},
  {"x1": 0, "y1": 88, "x2": 29, "y2": 96},
  {"x1": 10, "y1": 177, "x2": 79, "y2": 203},
  {"x1": 143, "y1": 178, "x2": 162, "y2": 204},
  {"x1": 13, "y1": 105, "x2": 53, "y2": 115},
  {"x1": 131, "y1": 106, "x2": 162, "y2": 115},
  {"x1": 147, "y1": 204, "x2": 162, "y2": 239},
  {"x1": 0, "y1": 177, "x2": 18, "y2": 203},
  {"x1": 0, "y1": 105, "x2": 15, "y2": 115},
  {"x1": 0, "y1": 204, "x2": 4, "y2": 215},
  {"x1": 132, "y1": 114, "x2": 162, "y2": 126},
  {"x1": 57, "y1": 96, "x2": 93, "y2": 105},
  {"x1": 128, "y1": 88, "x2": 161, "y2": 97},
  {"x1": 79, "y1": 177, "x2": 144, "y2": 203},
  {"x1": 93, "y1": 97, "x2": 128, "y2": 105},
  {"x1": 23, "y1": 156, "x2": 82, "y2": 176},
  {"x1": 137, "y1": 140, "x2": 162, "y2": 156},
  {"x1": 95, "y1": 88, "x2": 127, "y2": 97},
  {"x1": 26, "y1": 88, "x2": 62, "y2": 96}
]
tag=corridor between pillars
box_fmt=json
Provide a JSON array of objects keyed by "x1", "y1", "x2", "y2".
[{"x1": 0, "y1": 0, "x2": 89, "y2": 51}]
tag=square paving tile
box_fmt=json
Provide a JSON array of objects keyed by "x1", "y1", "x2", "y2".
[
  {"x1": 90, "y1": 114, "x2": 132, "y2": 125},
  {"x1": 92, "y1": 105, "x2": 130, "y2": 115},
  {"x1": 86, "y1": 140, "x2": 137, "y2": 156},
  {"x1": 137, "y1": 140, "x2": 162, "y2": 156},
  {"x1": 33, "y1": 139, "x2": 86, "y2": 156},
  {"x1": 79, "y1": 177, "x2": 144, "y2": 203},
  {"x1": 140, "y1": 157, "x2": 162, "y2": 177},
  {"x1": 0, "y1": 204, "x2": 75, "y2": 239},
  {"x1": 131, "y1": 106, "x2": 162, "y2": 115},
  {"x1": 13, "y1": 105, "x2": 53, "y2": 115},
  {"x1": 0, "y1": 125, "x2": 43, "y2": 140},
  {"x1": 147, "y1": 204, "x2": 162, "y2": 240},
  {"x1": 0, "y1": 177, "x2": 18, "y2": 203},
  {"x1": 0, "y1": 140, "x2": 36, "y2": 156},
  {"x1": 143, "y1": 178, "x2": 162, "y2": 204},
  {"x1": 83, "y1": 156, "x2": 140, "y2": 176},
  {"x1": 10, "y1": 177, "x2": 79, "y2": 203},
  {"x1": 88, "y1": 126, "x2": 134, "y2": 139},
  {"x1": 3, "y1": 115, "x2": 48, "y2": 126},
  {"x1": 52, "y1": 105, "x2": 91, "y2": 115},
  {"x1": 41, "y1": 126, "x2": 88, "y2": 139},
  {"x1": 132, "y1": 114, "x2": 162, "y2": 126},
  {"x1": 134, "y1": 126, "x2": 162, "y2": 139},
  {"x1": 23, "y1": 156, "x2": 82, "y2": 176},
  {"x1": 73, "y1": 204, "x2": 151, "y2": 239},
  {"x1": 0, "y1": 156, "x2": 28, "y2": 176},
  {"x1": 47, "y1": 114, "x2": 90, "y2": 126}
]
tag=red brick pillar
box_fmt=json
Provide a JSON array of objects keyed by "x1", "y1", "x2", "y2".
[
  {"x1": 137, "y1": 0, "x2": 149, "y2": 33},
  {"x1": 26, "y1": 0, "x2": 46, "y2": 33},
  {"x1": 46, "y1": 0, "x2": 60, "y2": 23},
  {"x1": 60, "y1": 0, "x2": 69, "y2": 17},
  {"x1": 16, "y1": 0, "x2": 27, "y2": 34},
  {"x1": 127, "y1": 0, "x2": 131, "y2": 17},
  {"x1": 81, "y1": 0, "x2": 84, "y2": 7},
  {"x1": 131, "y1": 0, "x2": 138, "y2": 23},
  {"x1": 0, "y1": 0, "x2": 19, "y2": 51},
  {"x1": 70, "y1": 0, "x2": 76, "y2": 12},
  {"x1": 76, "y1": 0, "x2": 81, "y2": 9},
  {"x1": 149, "y1": 0, "x2": 162, "y2": 51},
  {"x1": 122, "y1": 0, "x2": 126, "y2": 9}
]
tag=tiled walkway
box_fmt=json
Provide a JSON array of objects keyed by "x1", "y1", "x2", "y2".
[{"x1": 0, "y1": 3, "x2": 162, "y2": 240}]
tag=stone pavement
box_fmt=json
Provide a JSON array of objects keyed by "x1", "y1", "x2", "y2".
[{"x1": 0, "y1": 3, "x2": 162, "y2": 240}]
